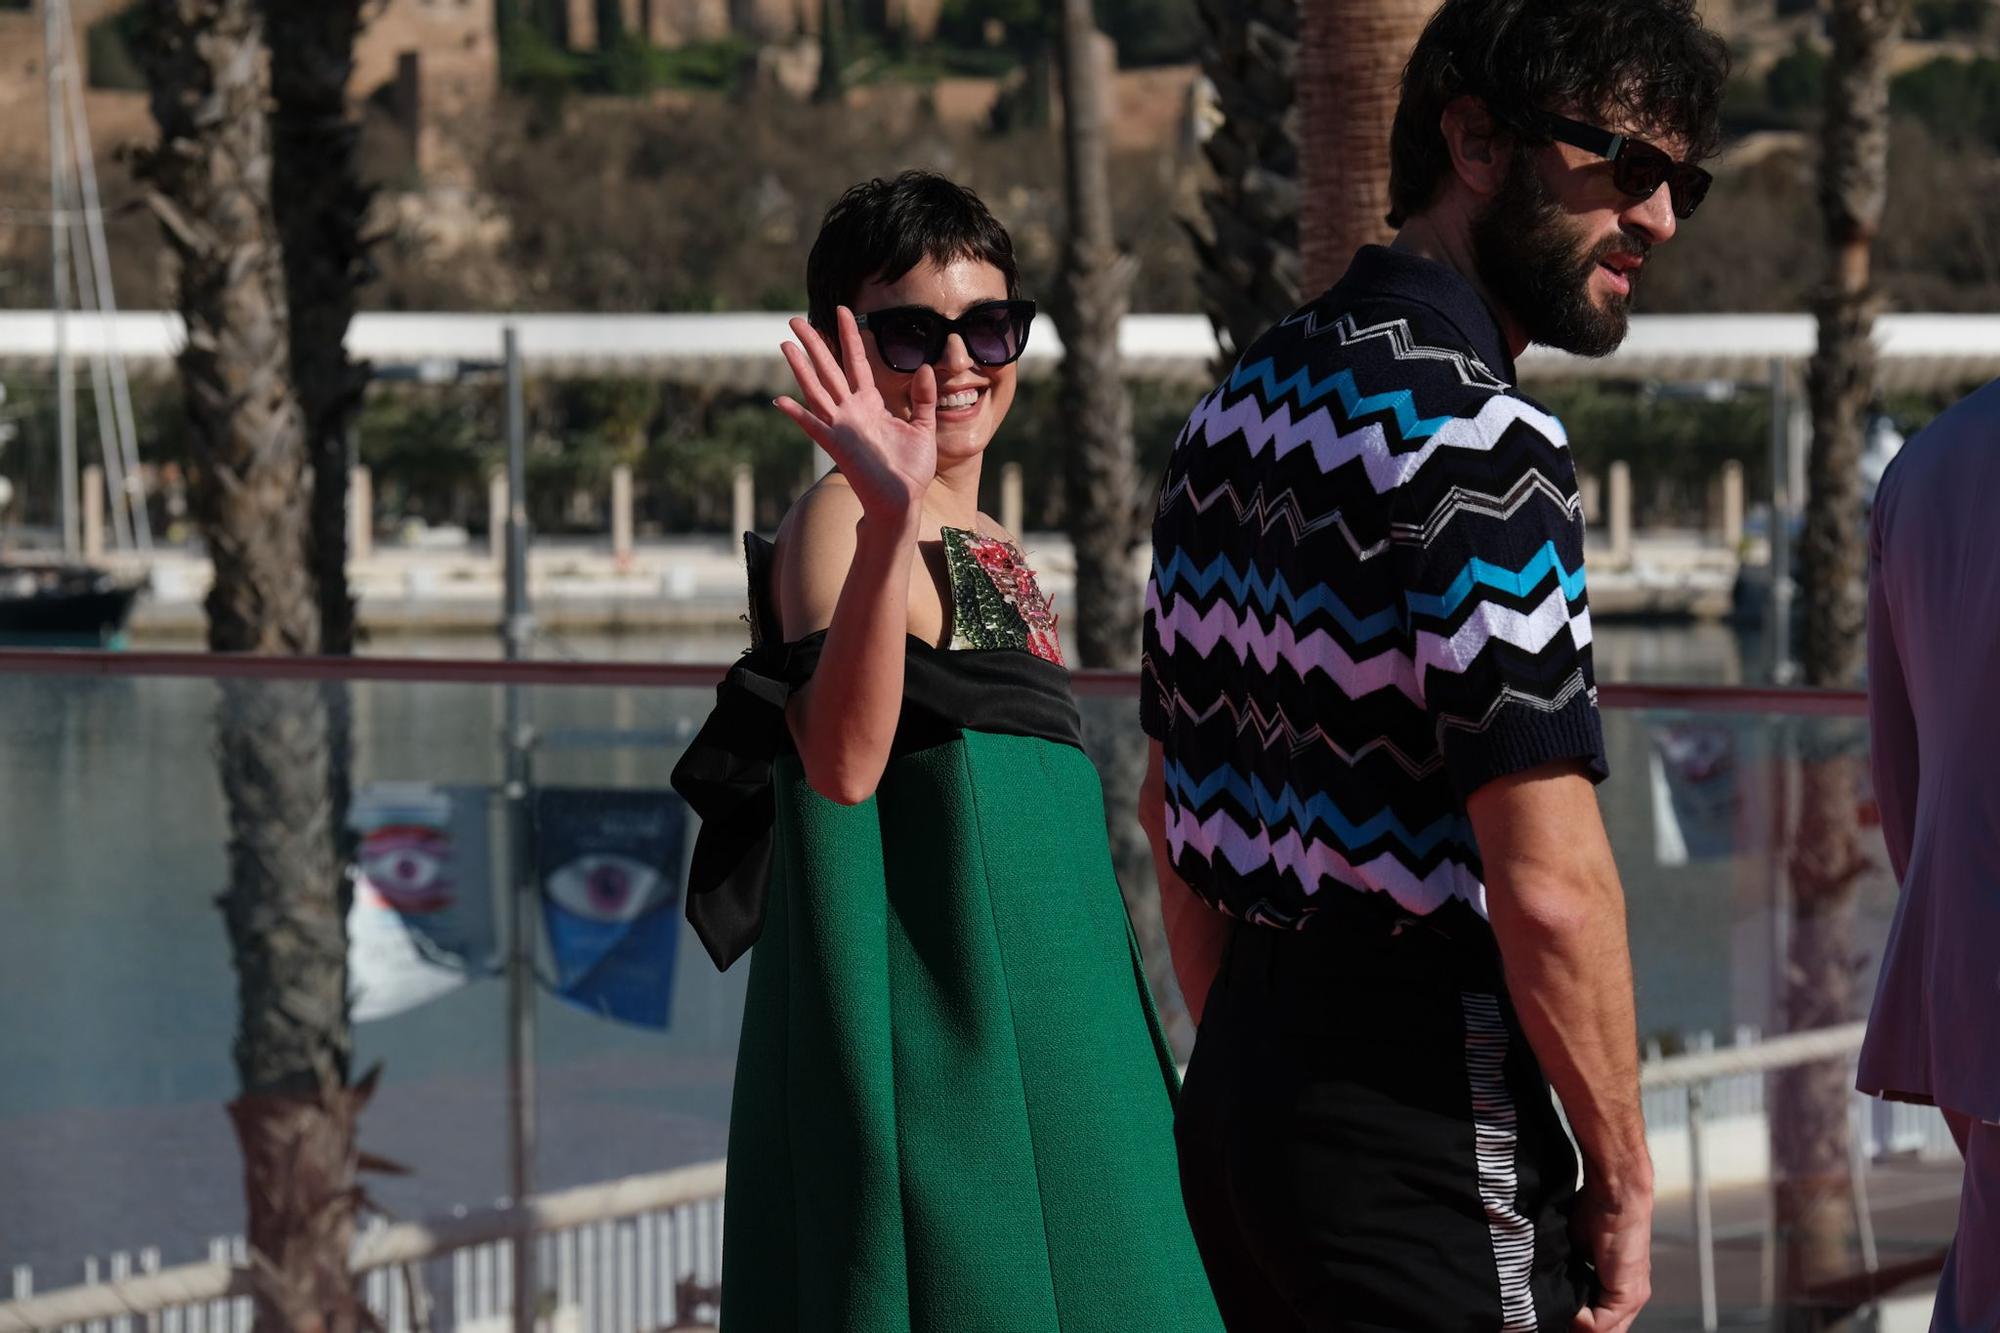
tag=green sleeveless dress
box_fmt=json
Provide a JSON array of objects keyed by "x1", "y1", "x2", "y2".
[{"x1": 671, "y1": 530, "x2": 1222, "y2": 1333}]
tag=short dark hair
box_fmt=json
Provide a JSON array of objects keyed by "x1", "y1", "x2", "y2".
[
  {"x1": 1387, "y1": 0, "x2": 1730, "y2": 228},
  {"x1": 805, "y1": 171, "x2": 1021, "y2": 337}
]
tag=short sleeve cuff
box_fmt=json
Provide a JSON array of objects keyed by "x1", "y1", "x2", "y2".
[{"x1": 1442, "y1": 690, "x2": 1609, "y2": 804}]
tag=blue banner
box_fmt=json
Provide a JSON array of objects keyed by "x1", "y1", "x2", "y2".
[{"x1": 535, "y1": 788, "x2": 688, "y2": 1030}]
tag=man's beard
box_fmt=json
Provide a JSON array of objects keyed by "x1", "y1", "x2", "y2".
[{"x1": 1471, "y1": 153, "x2": 1648, "y2": 359}]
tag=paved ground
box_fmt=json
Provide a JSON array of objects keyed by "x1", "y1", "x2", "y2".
[{"x1": 1644, "y1": 1155, "x2": 1960, "y2": 1328}]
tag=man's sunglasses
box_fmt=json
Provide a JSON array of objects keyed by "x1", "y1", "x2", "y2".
[
  {"x1": 853, "y1": 299, "x2": 1037, "y2": 374},
  {"x1": 1537, "y1": 112, "x2": 1713, "y2": 220}
]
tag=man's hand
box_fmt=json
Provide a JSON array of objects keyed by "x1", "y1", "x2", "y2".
[{"x1": 1571, "y1": 1180, "x2": 1652, "y2": 1332}]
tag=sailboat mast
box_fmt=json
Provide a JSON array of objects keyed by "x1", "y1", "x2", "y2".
[{"x1": 45, "y1": 0, "x2": 78, "y2": 558}]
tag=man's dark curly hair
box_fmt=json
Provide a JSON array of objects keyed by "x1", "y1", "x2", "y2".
[{"x1": 1386, "y1": 0, "x2": 1731, "y2": 228}]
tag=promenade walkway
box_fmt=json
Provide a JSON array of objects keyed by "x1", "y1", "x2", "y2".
[
  {"x1": 101, "y1": 528, "x2": 1751, "y2": 642},
  {"x1": 1648, "y1": 1155, "x2": 1958, "y2": 1329}
]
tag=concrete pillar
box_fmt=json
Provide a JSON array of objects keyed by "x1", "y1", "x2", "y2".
[
  {"x1": 1608, "y1": 461, "x2": 1634, "y2": 568},
  {"x1": 1000, "y1": 462, "x2": 1024, "y2": 538},
  {"x1": 564, "y1": 0, "x2": 599, "y2": 50},
  {"x1": 1719, "y1": 461, "x2": 1744, "y2": 552},
  {"x1": 1580, "y1": 472, "x2": 1603, "y2": 527},
  {"x1": 490, "y1": 471, "x2": 508, "y2": 568},
  {"x1": 611, "y1": 464, "x2": 634, "y2": 562},
  {"x1": 349, "y1": 465, "x2": 373, "y2": 565},
  {"x1": 732, "y1": 463, "x2": 756, "y2": 537},
  {"x1": 642, "y1": 0, "x2": 676, "y2": 43},
  {"x1": 82, "y1": 465, "x2": 104, "y2": 560}
]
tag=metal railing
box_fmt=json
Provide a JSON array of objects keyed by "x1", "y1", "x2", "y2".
[
  {"x1": 1637, "y1": 1021, "x2": 1935, "y2": 1333},
  {"x1": 0, "y1": 1164, "x2": 726, "y2": 1333}
]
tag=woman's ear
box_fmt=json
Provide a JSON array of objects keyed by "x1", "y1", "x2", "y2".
[{"x1": 1440, "y1": 94, "x2": 1514, "y2": 202}]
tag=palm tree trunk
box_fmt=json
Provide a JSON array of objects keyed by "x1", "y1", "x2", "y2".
[
  {"x1": 815, "y1": 0, "x2": 847, "y2": 102},
  {"x1": 1054, "y1": 0, "x2": 1138, "y2": 672},
  {"x1": 1295, "y1": 0, "x2": 1432, "y2": 293},
  {"x1": 1055, "y1": 0, "x2": 1189, "y2": 1049},
  {"x1": 134, "y1": 3, "x2": 361, "y2": 1328},
  {"x1": 265, "y1": 0, "x2": 374, "y2": 998},
  {"x1": 265, "y1": 0, "x2": 372, "y2": 924},
  {"x1": 1776, "y1": 0, "x2": 1900, "y2": 1324},
  {"x1": 1188, "y1": 0, "x2": 1302, "y2": 362},
  {"x1": 265, "y1": 0, "x2": 372, "y2": 661}
]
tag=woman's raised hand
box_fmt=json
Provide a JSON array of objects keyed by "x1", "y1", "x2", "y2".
[{"x1": 773, "y1": 307, "x2": 937, "y2": 522}]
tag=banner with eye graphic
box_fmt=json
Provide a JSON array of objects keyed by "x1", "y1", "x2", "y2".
[
  {"x1": 349, "y1": 782, "x2": 500, "y2": 1022},
  {"x1": 535, "y1": 787, "x2": 688, "y2": 1030},
  {"x1": 1646, "y1": 723, "x2": 1739, "y2": 866}
]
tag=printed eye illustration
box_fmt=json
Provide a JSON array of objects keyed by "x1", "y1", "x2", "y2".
[
  {"x1": 546, "y1": 854, "x2": 667, "y2": 924},
  {"x1": 359, "y1": 825, "x2": 455, "y2": 914}
]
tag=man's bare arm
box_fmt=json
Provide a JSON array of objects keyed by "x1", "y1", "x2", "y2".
[
  {"x1": 1140, "y1": 740, "x2": 1229, "y2": 1026},
  {"x1": 1468, "y1": 761, "x2": 1652, "y2": 1330}
]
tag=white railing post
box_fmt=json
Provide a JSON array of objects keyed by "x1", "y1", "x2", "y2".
[
  {"x1": 109, "y1": 1252, "x2": 131, "y2": 1333},
  {"x1": 1849, "y1": 1095, "x2": 1881, "y2": 1279},
  {"x1": 229, "y1": 1238, "x2": 249, "y2": 1333},
  {"x1": 138, "y1": 1251, "x2": 159, "y2": 1333},
  {"x1": 82, "y1": 1255, "x2": 101, "y2": 1333},
  {"x1": 1687, "y1": 1082, "x2": 1718, "y2": 1333}
]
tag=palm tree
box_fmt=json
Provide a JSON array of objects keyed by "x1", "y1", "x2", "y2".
[
  {"x1": 265, "y1": 1, "x2": 374, "y2": 934},
  {"x1": 1054, "y1": 0, "x2": 1139, "y2": 672},
  {"x1": 816, "y1": 0, "x2": 848, "y2": 102},
  {"x1": 1190, "y1": 0, "x2": 1432, "y2": 347},
  {"x1": 1776, "y1": 0, "x2": 1902, "y2": 1323},
  {"x1": 1295, "y1": 0, "x2": 1434, "y2": 292},
  {"x1": 1188, "y1": 0, "x2": 1302, "y2": 360},
  {"x1": 134, "y1": 2, "x2": 363, "y2": 1328},
  {"x1": 1054, "y1": 0, "x2": 1187, "y2": 1044},
  {"x1": 265, "y1": 0, "x2": 373, "y2": 661}
]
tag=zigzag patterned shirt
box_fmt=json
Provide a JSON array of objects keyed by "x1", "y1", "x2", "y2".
[{"x1": 1141, "y1": 246, "x2": 1608, "y2": 930}]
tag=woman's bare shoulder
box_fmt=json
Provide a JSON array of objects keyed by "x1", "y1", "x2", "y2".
[{"x1": 772, "y1": 475, "x2": 865, "y2": 640}]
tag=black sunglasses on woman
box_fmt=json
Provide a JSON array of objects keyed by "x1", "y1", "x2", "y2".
[{"x1": 853, "y1": 299, "x2": 1037, "y2": 375}]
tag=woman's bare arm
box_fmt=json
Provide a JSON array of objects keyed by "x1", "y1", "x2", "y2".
[{"x1": 768, "y1": 309, "x2": 938, "y2": 805}]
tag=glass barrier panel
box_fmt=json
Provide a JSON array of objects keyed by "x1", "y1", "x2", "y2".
[{"x1": 0, "y1": 659, "x2": 1955, "y2": 1330}]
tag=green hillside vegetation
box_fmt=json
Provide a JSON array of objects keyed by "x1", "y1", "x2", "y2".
[{"x1": 11, "y1": 0, "x2": 2000, "y2": 539}]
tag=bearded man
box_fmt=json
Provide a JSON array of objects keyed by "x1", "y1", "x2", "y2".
[{"x1": 1138, "y1": 3, "x2": 1729, "y2": 1329}]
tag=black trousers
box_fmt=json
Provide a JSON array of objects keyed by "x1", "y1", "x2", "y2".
[{"x1": 1175, "y1": 915, "x2": 1593, "y2": 1332}]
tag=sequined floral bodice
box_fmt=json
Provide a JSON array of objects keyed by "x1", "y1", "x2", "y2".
[{"x1": 941, "y1": 527, "x2": 1064, "y2": 667}]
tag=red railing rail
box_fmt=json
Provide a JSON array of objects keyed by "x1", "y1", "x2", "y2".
[{"x1": 0, "y1": 649, "x2": 1869, "y2": 717}]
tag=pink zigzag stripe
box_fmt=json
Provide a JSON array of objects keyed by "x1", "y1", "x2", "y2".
[
  {"x1": 1146, "y1": 582, "x2": 1591, "y2": 700},
  {"x1": 1145, "y1": 581, "x2": 1421, "y2": 701},
  {"x1": 1416, "y1": 584, "x2": 1594, "y2": 680},
  {"x1": 1166, "y1": 804, "x2": 1487, "y2": 918},
  {"x1": 1184, "y1": 389, "x2": 1568, "y2": 493}
]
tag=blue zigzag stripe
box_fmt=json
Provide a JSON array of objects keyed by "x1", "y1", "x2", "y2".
[
  {"x1": 1151, "y1": 549, "x2": 1402, "y2": 643},
  {"x1": 1229, "y1": 357, "x2": 1458, "y2": 442},
  {"x1": 1405, "y1": 541, "x2": 1588, "y2": 621},
  {"x1": 1164, "y1": 759, "x2": 1473, "y2": 858}
]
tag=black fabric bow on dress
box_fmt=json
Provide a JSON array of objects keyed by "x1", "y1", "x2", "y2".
[
  {"x1": 671, "y1": 534, "x2": 791, "y2": 972},
  {"x1": 670, "y1": 534, "x2": 1088, "y2": 971}
]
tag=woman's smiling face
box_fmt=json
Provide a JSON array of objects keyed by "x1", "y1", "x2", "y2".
[{"x1": 849, "y1": 257, "x2": 1018, "y2": 466}]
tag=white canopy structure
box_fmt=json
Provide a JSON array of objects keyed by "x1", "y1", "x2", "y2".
[{"x1": 2, "y1": 309, "x2": 1999, "y2": 393}]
